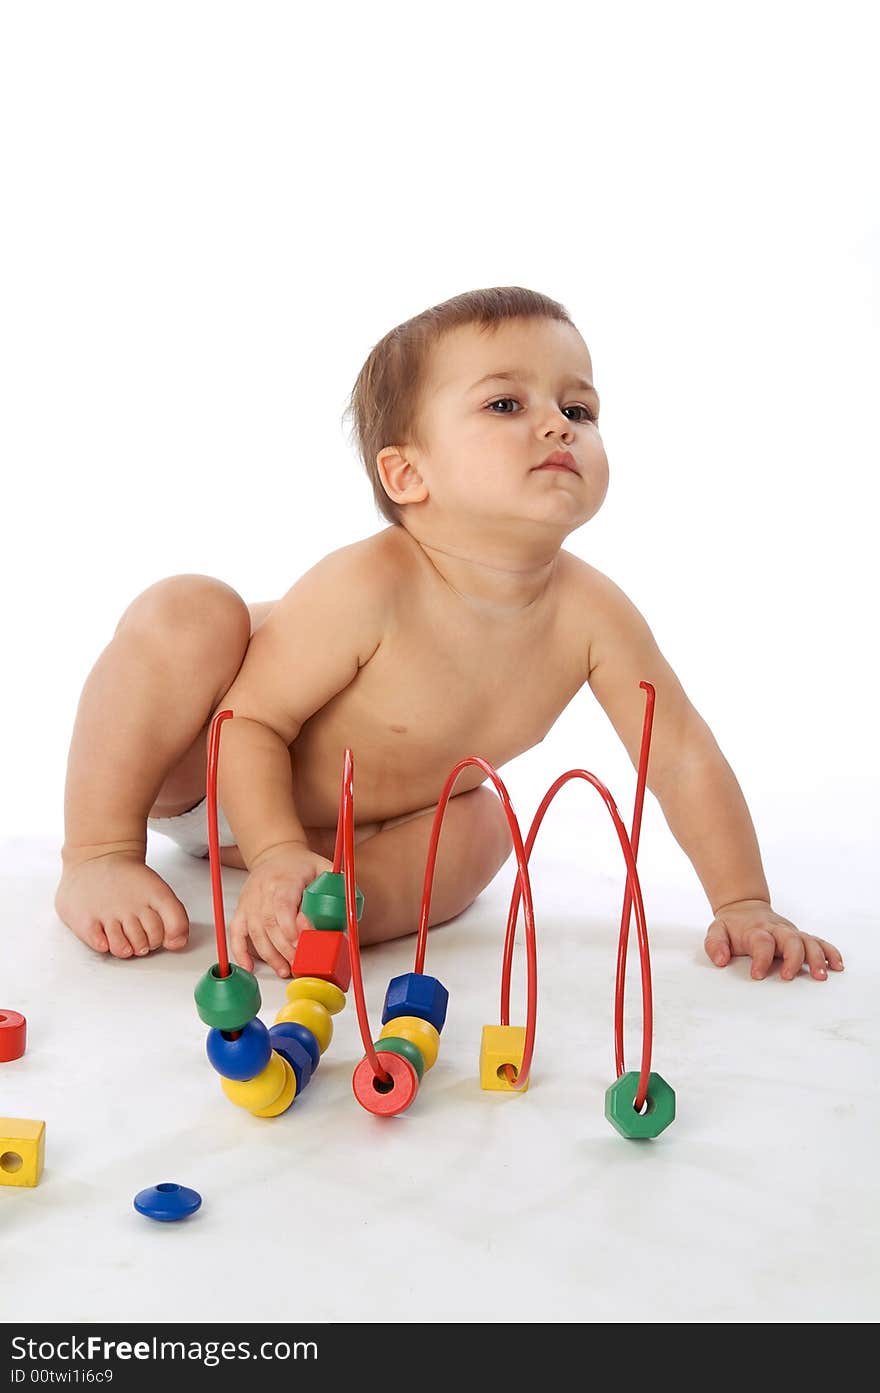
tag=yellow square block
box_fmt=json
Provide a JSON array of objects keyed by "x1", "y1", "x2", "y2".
[
  {"x1": 0, "y1": 1117, "x2": 46, "y2": 1187},
  {"x1": 479, "y1": 1025, "x2": 530, "y2": 1092}
]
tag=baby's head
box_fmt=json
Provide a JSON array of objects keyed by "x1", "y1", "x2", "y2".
[{"x1": 344, "y1": 286, "x2": 608, "y2": 549}]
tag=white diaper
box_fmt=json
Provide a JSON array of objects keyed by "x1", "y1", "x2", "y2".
[{"x1": 147, "y1": 796, "x2": 236, "y2": 860}]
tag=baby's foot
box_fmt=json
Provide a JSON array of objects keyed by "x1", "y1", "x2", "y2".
[{"x1": 54, "y1": 854, "x2": 190, "y2": 958}]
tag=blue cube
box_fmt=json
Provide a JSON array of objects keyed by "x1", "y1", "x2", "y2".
[{"x1": 381, "y1": 972, "x2": 448, "y2": 1032}]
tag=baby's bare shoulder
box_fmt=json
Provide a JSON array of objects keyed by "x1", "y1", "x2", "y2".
[
  {"x1": 555, "y1": 549, "x2": 627, "y2": 674},
  {"x1": 263, "y1": 530, "x2": 401, "y2": 668}
]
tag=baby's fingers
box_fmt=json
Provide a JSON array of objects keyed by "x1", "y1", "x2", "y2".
[
  {"x1": 248, "y1": 916, "x2": 292, "y2": 979},
  {"x1": 779, "y1": 933, "x2": 806, "y2": 980},
  {"x1": 748, "y1": 929, "x2": 777, "y2": 980},
  {"x1": 800, "y1": 934, "x2": 846, "y2": 980},
  {"x1": 704, "y1": 921, "x2": 732, "y2": 967},
  {"x1": 230, "y1": 915, "x2": 255, "y2": 973},
  {"x1": 818, "y1": 938, "x2": 845, "y2": 972}
]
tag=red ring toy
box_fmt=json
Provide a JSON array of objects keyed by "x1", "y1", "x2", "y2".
[
  {"x1": 0, "y1": 1010, "x2": 27, "y2": 1062},
  {"x1": 352, "y1": 1050, "x2": 419, "y2": 1116}
]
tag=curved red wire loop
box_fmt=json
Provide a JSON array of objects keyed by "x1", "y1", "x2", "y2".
[
  {"x1": 499, "y1": 683, "x2": 656, "y2": 1109},
  {"x1": 206, "y1": 709, "x2": 234, "y2": 977},
  {"x1": 332, "y1": 749, "x2": 390, "y2": 1085},
  {"x1": 411, "y1": 759, "x2": 539, "y2": 1091},
  {"x1": 206, "y1": 683, "x2": 658, "y2": 1110}
]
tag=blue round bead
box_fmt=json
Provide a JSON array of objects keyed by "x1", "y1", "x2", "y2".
[
  {"x1": 133, "y1": 1183, "x2": 202, "y2": 1223},
  {"x1": 270, "y1": 1021, "x2": 320, "y2": 1073},
  {"x1": 205, "y1": 1018, "x2": 272, "y2": 1080},
  {"x1": 269, "y1": 1032, "x2": 313, "y2": 1093}
]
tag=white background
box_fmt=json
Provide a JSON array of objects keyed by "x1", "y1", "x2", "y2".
[{"x1": 1, "y1": 0, "x2": 877, "y2": 1325}]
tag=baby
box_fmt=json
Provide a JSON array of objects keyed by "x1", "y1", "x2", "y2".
[{"x1": 54, "y1": 285, "x2": 844, "y2": 984}]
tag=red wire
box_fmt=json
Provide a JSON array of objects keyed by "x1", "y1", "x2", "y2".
[
  {"x1": 206, "y1": 709, "x2": 234, "y2": 978},
  {"x1": 412, "y1": 760, "x2": 539, "y2": 1091},
  {"x1": 497, "y1": 683, "x2": 656, "y2": 1110},
  {"x1": 332, "y1": 750, "x2": 391, "y2": 1084},
  {"x1": 207, "y1": 685, "x2": 657, "y2": 1108},
  {"x1": 613, "y1": 682, "x2": 655, "y2": 1084}
]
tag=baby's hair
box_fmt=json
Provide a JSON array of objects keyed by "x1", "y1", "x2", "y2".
[{"x1": 341, "y1": 285, "x2": 575, "y2": 526}]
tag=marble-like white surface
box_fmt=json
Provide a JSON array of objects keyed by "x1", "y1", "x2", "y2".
[{"x1": 1, "y1": 828, "x2": 876, "y2": 1324}]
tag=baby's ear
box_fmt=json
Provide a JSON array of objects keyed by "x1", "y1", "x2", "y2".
[{"x1": 376, "y1": 446, "x2": 428, "y2": 506}]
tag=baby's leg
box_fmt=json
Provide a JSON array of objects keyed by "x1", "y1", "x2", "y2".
[
  {"x1": 349, "y1": 786, "x2": 514, "y2": 947},
  {"x1": 54, "y1": 576, "x2": 255, "y2": 959}
]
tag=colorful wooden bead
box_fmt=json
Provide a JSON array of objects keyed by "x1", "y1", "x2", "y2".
[
  {"x1": 220, "y1": 1052, "x2": 287, "y2": 1110},
  {"x1": 0, "y1": 1010, "x2": 27, "y2": 1062},
  {"x1": 285, "y1": 976, "x2": 346, "y2": 1014},
  {"x1": 133, "y1": 1182, "x2": 202, "y2": 1222},
  {"x1": 352, "y1": 1050, "x2": 419, "y2": 1117},
  {"x1": 268, "y1": 1030, "x2": 313, "y2": 1093},
  {"x1": 0, "y1": 1117, "x2": 45, "y2": 1188},
  {"x1": 373, "y1": 1036, "x2": 425, "y2": 1082},
  {"x1": 271, "y1": 1021, "x2": 320, "y2": 1072},
  {"x1": 194, "y1": 963, "x2": 261, "y2": 1031},
  {"x1": 379, "y1": 1016, "x2": 440, "y2": 1070},
  {"x1": 274, "y1": 998, "x2": 333, "y2": 1053},
  {"x1": 479, "y1": 1025, "x2": 529, "y2": 1092},
  {"x1": 300, "y1": 871, "x2": 364, "y2": 931},
  {"x1": 604, "y1": 1071, "x2": 676, "y2": 1139},
  {"x1": 251, "y1": 1058, "x2": 297, "y2": 1117},
  {"x1": 381, "y1": 972, "x2": 448, "y2": 1032},
  {"x1": 205, "y1": 1019, "x2": 272, "y2": 1081},
  {"x1": 291, "y1": 930, "x2": 351, "y2": 992}
]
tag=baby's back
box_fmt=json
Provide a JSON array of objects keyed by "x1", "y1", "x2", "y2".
[{"x1": 286, "y1": 527, "x2": 592, "y2": 829}]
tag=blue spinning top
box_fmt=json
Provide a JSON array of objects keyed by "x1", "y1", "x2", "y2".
[{"x1": 133, "y1": 1182, "x2": 202, "y2": 1222}]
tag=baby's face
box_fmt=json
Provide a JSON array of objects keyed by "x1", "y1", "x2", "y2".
[{"x1": 389, "y1": 317, "x2": 608, "y2": 539}]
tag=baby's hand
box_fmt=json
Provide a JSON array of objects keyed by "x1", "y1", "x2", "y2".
[
  {"x1": 230, "y1": 843, "x2": 336, "y2": 978},
  {"x1": 704, "y1": 899, "x2": 845, "y2": 981}
]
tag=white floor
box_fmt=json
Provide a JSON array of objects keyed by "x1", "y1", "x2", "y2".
[{"x1": 1, "y1": 826, "x2": 877, "y2": 1324}]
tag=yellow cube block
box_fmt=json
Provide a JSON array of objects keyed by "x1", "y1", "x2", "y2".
[
  {"x1": 479, "y1": 1026, "x2": 530, "y2": 1093},
  {"x1": 0, "y1": 1117, "x2": 46, "y2": 1187}
]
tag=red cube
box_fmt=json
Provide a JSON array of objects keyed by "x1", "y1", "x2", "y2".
[{"x1": 291, "y1": 930, "x2": 351, "y2": 992}]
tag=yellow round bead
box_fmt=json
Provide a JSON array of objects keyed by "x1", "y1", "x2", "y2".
[
  {"x1": 275, "y1": 998, "x2": 333, "y2": 1053},
  {"x1": 380, "y1": 1016, "x2": 440, "y2": 1070},
  {"x1": 285, "y1": 976, "x2": 346, "y2": 1015},
  {"x1": 221, "y1": 1051, "x2": 287, "y2": 1109},
  {"x1": 251, "y1": 1058, "x2": 297, "y2": 1117}
]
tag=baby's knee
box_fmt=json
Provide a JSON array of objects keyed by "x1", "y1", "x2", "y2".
[
  {"x1": 467, "y1": 786, "x2": 515, "y2": 868},
  {"x1": 116, "y1": 575, "x2": 251, "y2": 656}
]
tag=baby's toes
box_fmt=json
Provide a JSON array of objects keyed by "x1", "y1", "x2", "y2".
[
  {"x1": 73, "y1": 916, "x2": 109, "y2": 953},
  {"x1": 104, "y1": 919, "x2": 134, "y2": 958},
  {"x1": 138, "y1": 906, "x2": 166, "y2": 952},
  {"x1": 122, "y1": 915, "x2": 150, "y2": 956},
  {"x1": 155, "y1": 893, "x2": 189, "y2": 950}
]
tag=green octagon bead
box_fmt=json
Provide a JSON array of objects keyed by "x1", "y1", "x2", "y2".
[
  {"x1": 605, "y1": 1070, "x2": 676, "y2": 1140},
  {"x1": 301, "y1": 871, "x2": 364, "y2": 931},
  {"x1": 194, "y1": 963, "x2": 261, "y2": 1031},
  {"x1": 373, "y1": 1036, "x2": 425, "y2": 1082}
]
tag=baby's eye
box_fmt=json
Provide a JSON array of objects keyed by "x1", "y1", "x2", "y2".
[{"x1": 486, "y1": 397, "x2": 596, "y2": 422}]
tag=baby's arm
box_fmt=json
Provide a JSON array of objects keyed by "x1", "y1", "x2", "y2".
[
  {"x1": 584, "y1": 569, "x2": 844, "y2": 982},
  {"x1": 211, "y1": 545, "x2": 389, "y2": 973}
]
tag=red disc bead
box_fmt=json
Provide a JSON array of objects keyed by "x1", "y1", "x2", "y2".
[
  {"x1": 352, "y1": 1050, "x2": 419, "y2": 1117},
  {"x1": 0, "y1": 1010, "x2": 27, "y2": 1062}
]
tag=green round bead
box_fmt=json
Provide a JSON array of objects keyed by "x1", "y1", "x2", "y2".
[
  {"x1": 373, "y1": 1036, "x2": 425, "y2": 1082},
  {"x1": 194, "y1": 963, "x2": 261, "y2": 1031},
  {"x1": 604, "y1": 1070, "x2": 676, "y2": 1139},
  {"x1": 301, "y1": 871, "x2": 364, "y2": 931}
]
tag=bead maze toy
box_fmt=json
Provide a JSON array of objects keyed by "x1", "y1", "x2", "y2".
[{"x1": 194, "y1": 682, "x2": 676, "y2": 1138}]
